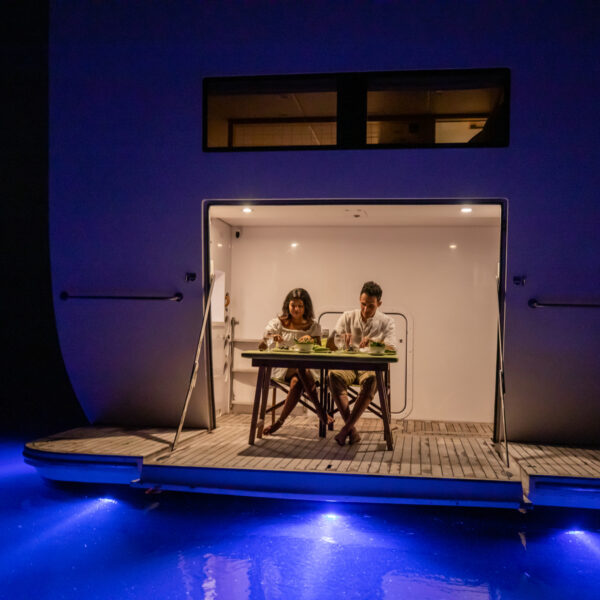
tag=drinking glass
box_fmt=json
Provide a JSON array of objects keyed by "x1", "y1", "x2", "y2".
[
  {"x1": 264, "y1": 333, "x2": 274, "y2": 351},
  {"x1": 334, "y1": 332, "x2": 345, "y2": 352}
]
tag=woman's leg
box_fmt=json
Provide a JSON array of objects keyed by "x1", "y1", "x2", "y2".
[{"x1": 264, "y1": 373, "x2": 302, "y2": 435}]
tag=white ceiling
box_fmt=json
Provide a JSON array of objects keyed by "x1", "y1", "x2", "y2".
[{"x1": 209, "y1": 202, "x2": 501, "y2": 227}]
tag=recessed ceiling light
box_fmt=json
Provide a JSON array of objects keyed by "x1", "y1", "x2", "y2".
[
  {"x1": 291, "y1": 242, "x2": 298, "y2": 248},
  {"x1": 449, "y1": 244, "x2": 457, "y2": 249},
  {"x1": 242, "y1": 207, "x2": 253, "y2": 213},
  {"x1": 460, "y1": 207, "x2": 472, "y2": 213},
  {"x1": 217, "y1": 243, "x2": 223, "y2": 248}
]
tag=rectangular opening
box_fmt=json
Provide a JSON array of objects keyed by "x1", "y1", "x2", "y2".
[
  {"x1": 204, "y1": 69, "x2": 509, "y2": 150},
  {"x1": 206, "y1": 201, "x2": 506, "y2": 443}
]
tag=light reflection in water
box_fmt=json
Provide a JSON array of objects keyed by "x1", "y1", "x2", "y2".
[{"x1": 1, "y1": 440, "x2": 599, "y2": 599}]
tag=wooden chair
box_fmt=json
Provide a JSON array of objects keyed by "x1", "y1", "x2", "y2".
[{"x1": 267, "y1": 373, "x2": 328, "y2": 437}]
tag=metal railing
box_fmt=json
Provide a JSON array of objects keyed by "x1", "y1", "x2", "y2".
[
  {"x1": 60, "y1": 291, "x2": 183, "y2": 302},
  {"x1": 495, "y1": 299, "x2": 510, "y2": 468},
  {"x1": 528, "y1": 299, "x2": 600, "y2": 309},
  {"x1": 171, "y1": 276, "x2": 215, "y2": 451}
]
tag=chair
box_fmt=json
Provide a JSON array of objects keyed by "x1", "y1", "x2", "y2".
[
  {"x1": 267, "y1": 372, "x2": 328, "y2": 437},
  {"x1": 326, "y1": 369, "x2": 390, "y2": 423},
  {"x1": 317, "y1": 310, "x2": 395, "y2": 433}
]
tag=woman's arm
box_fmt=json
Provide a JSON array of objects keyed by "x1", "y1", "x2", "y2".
[{"x1": 259, "y1": 317, "x2": 283, "y2": 349}]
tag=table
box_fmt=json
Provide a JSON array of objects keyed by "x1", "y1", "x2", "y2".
[{"x1": 241, "y1": 349, "x2": 398, "y2": 450}]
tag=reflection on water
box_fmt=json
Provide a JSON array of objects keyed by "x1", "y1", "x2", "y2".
[{"x1": 2, "y1": 440, "x2": 599, "y2": 599}]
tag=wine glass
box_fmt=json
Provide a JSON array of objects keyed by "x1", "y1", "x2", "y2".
[
  {"x1": 266, "y1": 333, "x2": 275, "y2": 351},
  {"x1": 334, "y1": 332, "x2": 345, "y2": 352}
]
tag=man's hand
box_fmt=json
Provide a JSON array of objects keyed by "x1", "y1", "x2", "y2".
[{"x1": 359, "y1": 337, "x2": 370, "y2": 348}]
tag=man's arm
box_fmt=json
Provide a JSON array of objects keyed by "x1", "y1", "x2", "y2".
[
  {"x1": 382, "y1": 316, "x2": 397, "y2": 351},
  {"x1": 326, "y1": 312, "x2": 348, "y2": 350}
]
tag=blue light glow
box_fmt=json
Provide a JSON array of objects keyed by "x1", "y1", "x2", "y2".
[{"x1": 2, "y1": 440, "x2": 600, "y2": 599}]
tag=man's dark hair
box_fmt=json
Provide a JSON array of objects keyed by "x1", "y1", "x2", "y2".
[{"x1": 360, "y1": 281, "x2": 382, "y2": 301}]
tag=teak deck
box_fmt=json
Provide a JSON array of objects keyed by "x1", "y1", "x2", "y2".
[{"x1": 24, "y1": 414, "x2": 600, "y2": 509}]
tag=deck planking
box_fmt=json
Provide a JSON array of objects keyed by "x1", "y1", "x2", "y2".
[
  {"x1": 509, "y1": 443, "x2": 600, "y2": 479},
  {"x1": 144, "y1": 414, "x2": 515, "y2": 481},
  {"x1": 26, "y1": 426, "x2": 203, "y2": 459},
  {"x1": 29, "y1": 416, "x2": 597, "y2": 486}
]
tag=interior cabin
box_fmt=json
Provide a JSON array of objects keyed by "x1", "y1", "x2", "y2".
[{"x1": 26, "y1": 1, "x2": 599, "y2": 508}]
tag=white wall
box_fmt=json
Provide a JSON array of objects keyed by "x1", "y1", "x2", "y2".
[
  {"x1": 209, "y1": 219, "x2": 232, "y2": 417},
  {"x1": 228, "y1": 224, "x2": 500, "y2": 422},
  {"x1": 50, "y1": 1, "x2": 600, "y2": 442}
]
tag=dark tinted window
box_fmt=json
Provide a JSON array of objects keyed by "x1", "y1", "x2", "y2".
[{"x1": 204, "y1": 69, "x2": 509, "y2": 151}]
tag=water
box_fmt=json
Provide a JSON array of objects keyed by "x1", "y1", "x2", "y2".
[{"x1": 2, "y1": 438, "x2": 599, "y2": 599}]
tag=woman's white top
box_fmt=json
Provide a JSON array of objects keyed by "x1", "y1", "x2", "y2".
[{"x1": 263, "y1": 317, "x2": 322, "y2": 380}]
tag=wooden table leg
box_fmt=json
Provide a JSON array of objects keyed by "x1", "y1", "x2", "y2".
[
  {"x1": 297, "y1": 368, "x2": 327, "y2": 437},
  {"x1": 249, "y1": 366, "x2": 265, "y2": 445},
  {"x1": 376, "y1": 370, "x2": 394, "y2": 450},
  {"x1": 257, "y1": 366, "x2": 272, "y2": 438},
  {"x1": 318, "y1": 368, "x2": 326, "y2": 438}
]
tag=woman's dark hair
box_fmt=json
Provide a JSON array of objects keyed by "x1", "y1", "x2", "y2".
[
  {"x1": 360, "y1": 281, "x2": 383, "y2": 300},
  {"x1": 280, "y1": 288, "x2": 315, "y2": 325}
]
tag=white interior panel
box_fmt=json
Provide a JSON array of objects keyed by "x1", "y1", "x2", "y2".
[{"x1": 224, "y1": 221, "x2": 500, "y2": 423}]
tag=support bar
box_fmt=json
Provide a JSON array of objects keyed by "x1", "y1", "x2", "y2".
[
  {"x1": 60, "y1": 291, "x2": 183, "y2": 302},
  {"x1": 171, "y1": 275, "x2": 215, "y2": 451},
  {"x1": 528, "y1": 299, "x2": 600, "y2": 309}
]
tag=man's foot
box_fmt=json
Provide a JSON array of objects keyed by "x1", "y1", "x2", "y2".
[
  {"x1": 264, "y1": 419, "x2": 284, "y2": 435},
  {"x1": 334, "y1": 425, "x2": 360, "y2": 446},
  {"x1": 334, "y1": 429, "x2": 347, "y2": 446},
  {"x1": 349, "y1": 428, "x2": 361, "y2": 444}
]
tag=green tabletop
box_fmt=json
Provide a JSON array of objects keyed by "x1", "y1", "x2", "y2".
[{"x1": 241, "y1": 348, "x2": 398, "y2": 368}]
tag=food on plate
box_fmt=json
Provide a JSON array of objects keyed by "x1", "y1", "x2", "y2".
[{"x1": 369, "y1": 340, "x2": 385, "y2": 347}]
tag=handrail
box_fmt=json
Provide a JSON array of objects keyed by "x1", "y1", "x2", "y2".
[
  {"x1": 60, "y1": 291, "x2": 183, "y2": 302},
  {"x1": 528, "y1": 299, "x2": 600, "y2": 309},
  {"x1": 171, "y1": 275, "x2": 215, "y2": 451}
]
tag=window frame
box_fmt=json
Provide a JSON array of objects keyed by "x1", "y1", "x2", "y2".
[{"x1": 203, "y1": 68, "x2": 510, "y2": 152}]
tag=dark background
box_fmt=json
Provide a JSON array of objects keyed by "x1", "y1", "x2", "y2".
[{"x1": 3, "y1": 2, "x2": 86, "y2": 436}]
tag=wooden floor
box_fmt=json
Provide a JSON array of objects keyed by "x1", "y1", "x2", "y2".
[
  {"x1": 26, "y1": 426, "x2": 199, "y2": 460},
  {"x1": 25, "y1": 414, "x2": 600, "y2": 507},
  {"x1": 149, "y1": 414, "x2": 514, "y2": 481},
  {"x1": 509, "y1": 442, "x2": 600, "y2": 478}
]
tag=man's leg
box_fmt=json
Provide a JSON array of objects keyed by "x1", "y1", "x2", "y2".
[
  {"x1": 329, "y1": 370, "x2": 361, "y2": 445},
  {"x1": 337, "y1": 371, "x2": 376, "y2": 440}
]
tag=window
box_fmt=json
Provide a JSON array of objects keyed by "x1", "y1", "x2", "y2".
[{"x1": 204, "y1": 68, "x2": 509, "y2": 151}]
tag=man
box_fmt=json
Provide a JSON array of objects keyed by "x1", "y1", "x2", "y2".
[{"x1": 327, "y1": 281, "x2": 396, "y2": 445}]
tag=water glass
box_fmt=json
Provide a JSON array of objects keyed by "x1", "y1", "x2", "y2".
[{"x1": 264, "y1": 333, "x2": 274, "y2": 351}]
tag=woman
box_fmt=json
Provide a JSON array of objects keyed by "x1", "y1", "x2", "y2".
[{"x1": 260, "y1": 288, "x2": 332, "y2": 435}]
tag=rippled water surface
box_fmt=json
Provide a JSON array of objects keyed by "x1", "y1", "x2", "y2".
[{"x1": 2, "y1": 439, "x2": 599, "y2": 599}]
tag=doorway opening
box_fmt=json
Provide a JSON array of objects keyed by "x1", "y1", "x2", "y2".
[{"x1": 205, "y1": 200, "x2": 506, "y2": 455}]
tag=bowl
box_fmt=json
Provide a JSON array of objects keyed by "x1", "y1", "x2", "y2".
[
  {"x1": 368, "y1": 344, "x2": 386, "y2": 355},
  {"x1": 295, "y1": 342, "x2": 314, "y2": 353}
]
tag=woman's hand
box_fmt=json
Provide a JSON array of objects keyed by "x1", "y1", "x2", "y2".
[{"x1": 297, "y1": 335, "x2": 314, "y2": 343}]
